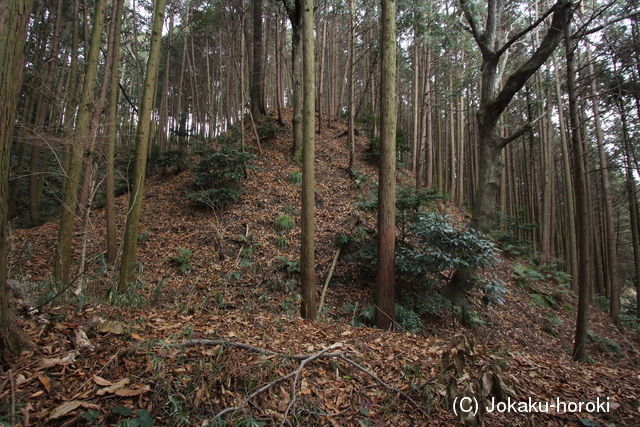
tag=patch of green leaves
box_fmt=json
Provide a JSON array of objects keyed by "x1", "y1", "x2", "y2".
[
  {"x1": 274, "y1": 215, "x2": 295, "y2": 232},
  {"x1": 480, "y1": 276, "x2": 509, "y2": 306},
  {"x1": 587, "y1": 331, "x2": 621, "y2": 354},
  {"x1": 106, "y1": 279, "x2": 145, "y2": 308},
  {"x1": 169, "y1": 247, "x2": 193, "y2": 273},
  {"x1": 188, "y1": 142, "x2": 256, "y2": 209},
  {"x1": 275, "y1": 236, "x2": 289, "y2": 249},
  {"x1": 289, "y1": 171, "x2": 302, "y2": 185},
  {"x1": 276, "y1": 255, "x2": 300, "y2": 274},
  {"x1": 113, "y1": 406, "x2": 154, "y2": 427},
  {"x1": 395, "y1": 304, "x2": 423, "y2": 334},
  {"x1": 255, "y1": 117, "x2": 283, "y2": 140},
  {"x1": 396, "y1": 213, "x2": 499, "y2": 274}
]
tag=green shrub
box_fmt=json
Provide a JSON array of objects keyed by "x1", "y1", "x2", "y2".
[
  {"x1": 480, "y1": 276, "x2": 509, "y2": 306},
  {"x1": 274, "y1": 215, "x2": 295, "y2": 232},
  {"x1": 493, "y1": 211, "x2": 537, "y2": 257},
  {"x1": 395, "y1": 304, "x2": 423, "y2": 334},
  {"x1": 153, "y1": 149, "x2": 189, "y2": 173},
  {"x1": 256, "y1": 118, "x2": 283, "y2": 140},
  {"x1": 169, "y1": 247, "x2": 193, "y2": 273},
  {"x1": 289, "y1": 171, "x2": 302, "y2": 185},
  {"x1": 587, "y1": 331, "x2": 621, "y2": 354},
  {"x1": 276, "y1": 255, "x2": 300, "y2": 274},
  {"x1": 187, "y1": 186, "x2": 243, "y2": 209},
  {"x1": 396, "y1": 276, "x2": 452, "y2": 317},
  {"x1": 283, "y1": 204, "x2": 297, "y2": 216},
  {"x1": 396, "y1": 213, "x2": 500, "y2": 275},
  {"x1": 276, "y1": 236, "x2": 289, "y2": 249},
  {"x1": 188, "y1": 142, "x2": 255, "y2": 209}
]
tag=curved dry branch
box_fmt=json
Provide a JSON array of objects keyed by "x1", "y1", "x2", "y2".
[{"x1": 163, "y1": 339, "x2": 428, "y2": 422}]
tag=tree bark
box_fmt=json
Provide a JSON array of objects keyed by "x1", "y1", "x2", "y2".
[
  {"x1": 586, "y1": 47, "x2": 620, "y2": 322},
  {"x1": 118, "y1": 0, "x2": 167, "y2": 290},
  {"x1": 300, "y1": 0, "x2": 316, "y2": 320},
  {"x1": 0, "y1": 0, "x2": 34, "y2": 358},
  {"x1": 251, "y1": 0, "x2": 265, "y2": 118},
  {"x1": 565, "y1": 21, "x2": 590, "y2": 363},
  {"x1": 554, "y1": 57, "x2": 578, "y2": 288},
  {"x1": 282, "y1": 0, "x2": 303, "y2": 160},
  {"x1": 104, "y1": 0, "x2": 124, "y2": 264},
  {"x1": 375, "y1": 0, "x2": 397, "y2": 330},
  {"x1": 347, "y1": 0, "x2": 356, "y2": 170},
  {"x1": 53, "y1": 0, "x2": 106, "y2": 284}
]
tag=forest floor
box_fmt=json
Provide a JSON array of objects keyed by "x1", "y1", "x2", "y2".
[{"x1": 2, "y1": 112, "x2": 640, "y2": 426}]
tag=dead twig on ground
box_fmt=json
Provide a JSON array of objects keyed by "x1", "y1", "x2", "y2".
[
  {"x1": 165, "y1": 338, "x2": 428, "y2": 421},
  {"x1": 213, "y1": 343, "x2": 343, "y2": 423}
]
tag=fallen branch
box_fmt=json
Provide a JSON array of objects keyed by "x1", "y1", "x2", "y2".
[
  {"x1": 159, "y1": 339, "x2": 344, "y2": 360},
  {"x1": 318, "y1": 248, "x2": 341, "y2": 314},
  {"x1": 213, "y1": 343, "x2": 343, "y2": 422},
  {"x1": 164, "y1": 339, "x2": 427, "y2": 420},
  {"x1": 280, "y1": 343, "x2": 343, "y2": 426},
  {"x1": 337, "y1": 354, "x2": 427, "y2": 417}
]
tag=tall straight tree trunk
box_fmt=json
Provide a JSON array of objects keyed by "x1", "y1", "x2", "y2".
[
  {"x1": 300, "y1": 0, "x2": 316, "y2": 320},
  {"x1": 539, "y1": 76, "x2": 555, "y2": 265},
  {"x1": 423, "y1": 47, "x2": 433, "y2": 189},
  {"x1": 157, "y1": 7, "x2": 173, "y2": 153},
  {"x1": 617, "y1": 94, "x2": 640, "y2": 321},
  {"x1": 79, "y1": 0, "x2": 121, "y2": 212},
  {"x1": 53, "y1": 0, "x2": 106, "y2": 284},
  {"x1": 565, "y1": 22, "x2": 590, "y2": 362},
  {"x1": 586, "y1": 48, "x2": 620, "y2": 322},
  {"x1": 275, "y1": 15, "x2": 285, "y2": 126},
  {"x1": 411, "y1": 37, "x2": 420, "y2": 175},
  {"x1": 554, "y1": 57, "x2": 578, "y2": 286},
  {"x1": 317, "y1": 19, "x2": 327, "y2": 134},
  {"x1": 251, "y1": 0, "x2": 265, "y2": 118},
  {"x1": 105, "y1": 0, "x2": 124, "y2": 263},
  {"x1": 282, "y1": 0, "x2": 303, "y2": 159},
  {"x1": 0, "y1": 0, "x2": 34, "y2": 358},
  {"x1": 375, "y1": 0, "x2": 397, "y2": 330},
  {"x1": 456, "y1": 90, "x2": 465, "y2": 206},
  {"x1": 118, "y1": 0, "x2": 167, "y2": 290},
  {"x1": 28, "y1": 0, "x2": 63, "y2": 227},
  {"x1": 347, "y1": 0, "x2": 356, "y2": 170}
]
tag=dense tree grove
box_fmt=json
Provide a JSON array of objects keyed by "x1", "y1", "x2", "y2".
[{"x1": 1, "y1": 0, "x2": 640, "y2": 361}]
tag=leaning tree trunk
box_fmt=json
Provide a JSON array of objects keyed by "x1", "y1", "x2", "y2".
[{"x1": 0, "y1": 0, "x2": 34, "y2": 358}]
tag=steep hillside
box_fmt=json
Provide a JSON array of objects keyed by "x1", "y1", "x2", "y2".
[{"x1": 3, "y1": 113, "x2": 640, "y2": 426}]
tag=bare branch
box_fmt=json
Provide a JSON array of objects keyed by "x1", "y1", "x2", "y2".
[
  {"x1": 168, "y1": 339, "x2": 427, "y2": 421},
  {"x1": 459, "y1": 0, "x2": 485, "y2": 50},
  {"x1": 496, "y1": 4, "x2": 557, "y2": 58},
  {"x1": 498, "y1": 111, "x2": 546, "y2": 149},
  {"x1": 280, "y1": 343, "x2": 343, "y2": 425},
  {"x1": 486, "y1": 0, "x2": 572, "y2": 127},
  {"x1": 575, "y1": 11, "x2": 640, "y2": 39},
  {"x1": 160, "y1": 338, "x2": 344, "y2": 360},
  {"x1": 337, "y1": 354, "x2": 427, "y2": 416}
]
